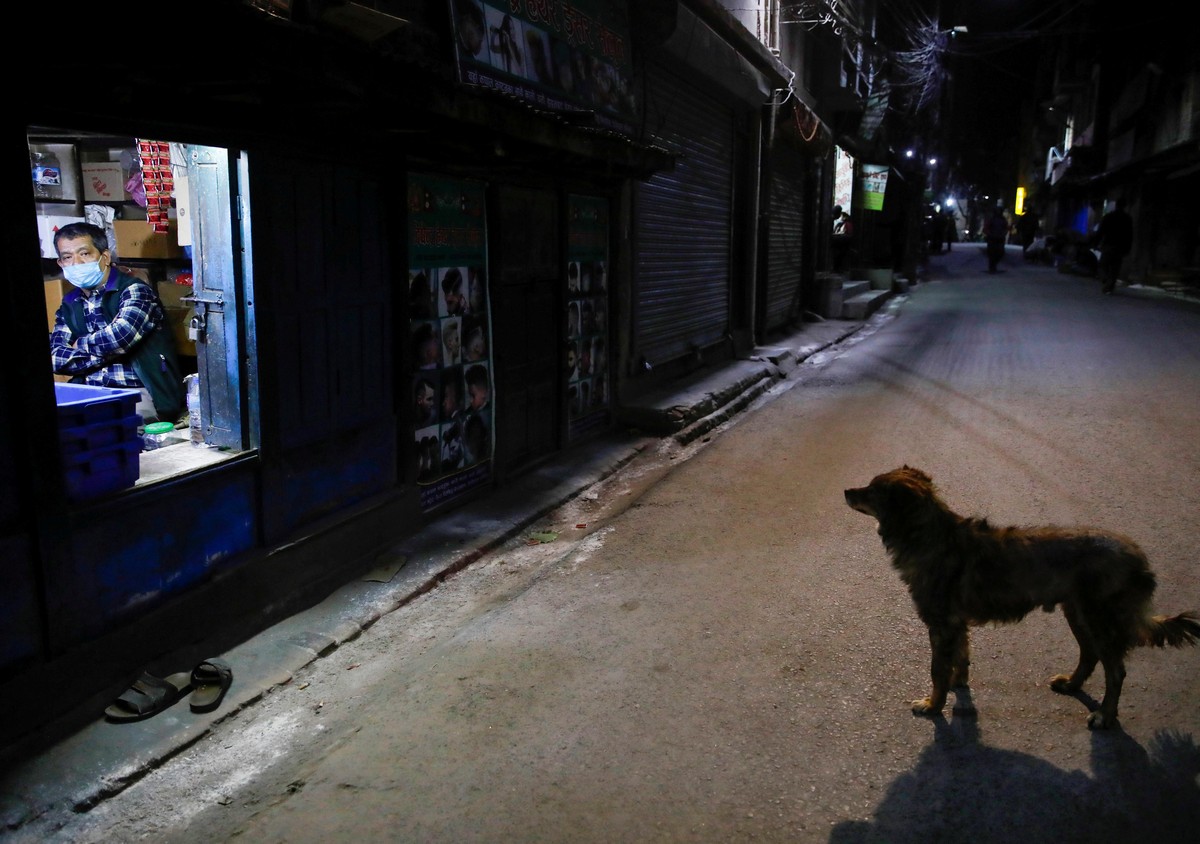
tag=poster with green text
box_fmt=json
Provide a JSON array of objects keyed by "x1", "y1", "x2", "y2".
[{"x1": 407, "y1": 173, "x2": 492, "y2": 511}]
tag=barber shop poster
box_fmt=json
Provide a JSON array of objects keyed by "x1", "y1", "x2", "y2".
[
  {"x1": 407, "y1": 173, "x2": 493, "y2": 512},
  {"x1": 566, "y1": 194, "x2": 610, "y2": 441},
  {"x1": 450, "y1": 0, "x2": 636, "y2": 136}
]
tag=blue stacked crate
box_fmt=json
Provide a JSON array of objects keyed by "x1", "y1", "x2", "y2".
[{"x1": 54, "y1": 383, "x2": 142, "y2": 501}]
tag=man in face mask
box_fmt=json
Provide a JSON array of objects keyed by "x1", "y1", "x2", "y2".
[{"x1": 49, "y1": 222, "x2": 185, "y2": 423}]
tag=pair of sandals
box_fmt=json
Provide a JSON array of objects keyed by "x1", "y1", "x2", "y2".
[{"x1": 105, "y1": 658, "x2": 233, "y2": 724}]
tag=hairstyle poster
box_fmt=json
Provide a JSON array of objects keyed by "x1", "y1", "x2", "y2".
[
  {"x1": 407, "y1": 173, "x2": 493, "y2": 512},
  {"x1": 566, "y1": 195, "x2": 610, "y2": 441},
  {"x1": 449, "y1": 0, "x2": 636, "y2": 136}
]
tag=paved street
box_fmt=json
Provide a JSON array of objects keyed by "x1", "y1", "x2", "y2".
[{"x1": 12, "y1": 245, "x2": 1200, "y2": 843}]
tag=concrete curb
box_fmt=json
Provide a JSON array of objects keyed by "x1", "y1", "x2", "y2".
[{"x1": 674, "y1": 320, "x2": 874, "y2": 445}]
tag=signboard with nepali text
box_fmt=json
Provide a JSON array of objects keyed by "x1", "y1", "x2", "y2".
[
  {"x1": 833, "y1": 146, "x2": 854, "y2": 213},
  {"x1": 450, "y1": 0, "x2": 636, "y2": 135},
  {"x1": 407, "y1": 173, "x2": 493, "y2": 512},
  {"x1": 861, "y1": 164, "x2": 889, "y2": 211}
]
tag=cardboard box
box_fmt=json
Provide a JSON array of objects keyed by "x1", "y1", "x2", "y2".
[
  {"x1": 163, "y1": 306, "x2": 196, "y2": 356},
  {"x1": 154, "y1": 281, "x2": 196, "y2": 354},
  {"x1": 112, "y1": 220, "x2": 184, "y2": 260},
  {"x1": 156, "y1": 280, "x2": 194, "y2": 309},
  {"x1": 45, "y1": 278, "x2": 72, "y2": 330},
  {"x1": 80, "y1": 162, "x2": 127, "y2": 202}
]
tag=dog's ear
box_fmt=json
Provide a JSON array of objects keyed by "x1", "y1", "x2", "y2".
[{"x1": 877, "y1": 468, "x2": 937, "y2": 519}]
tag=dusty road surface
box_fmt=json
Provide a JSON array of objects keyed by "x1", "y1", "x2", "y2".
[{"x1": 22, "y1": 251, "x2": 1200, "y2": 843}]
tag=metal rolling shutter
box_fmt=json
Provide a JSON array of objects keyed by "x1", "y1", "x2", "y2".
[
  {"x1": 764, "y1": 149, "x2": 806, "y2": 332},
  {"x1": 635, "y1": 64, "x2": 734, "y2": 367}
]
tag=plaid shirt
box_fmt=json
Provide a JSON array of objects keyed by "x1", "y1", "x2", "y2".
[{"x1": 50, "y1": 271, "x2": 165, "y2": 389}]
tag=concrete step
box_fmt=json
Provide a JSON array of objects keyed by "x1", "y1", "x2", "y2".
[
  {"x1": 848, "y1": 267, "x2": 894, "y2": 291},
  {"x1": 841, "y1": 288, "x2": 891, "y2": 319},
  {"x1": 814, "y1": 279, "x2": 874, "y2": 319},
  {"x1": 841, "y1": 279, "x2": 871, "y2": 298}
]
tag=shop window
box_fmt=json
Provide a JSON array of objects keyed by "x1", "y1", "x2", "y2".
[{"x1": 29, "y1": 127, "x2": 256, "y2": 494}]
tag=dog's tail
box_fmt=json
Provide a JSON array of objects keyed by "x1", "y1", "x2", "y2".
[{"x1": 1142, "y1": 612, "x2": 1200, "y2": 648}]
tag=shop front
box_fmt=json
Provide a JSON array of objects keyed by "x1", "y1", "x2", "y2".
[
  {"x1": 759, "y1": 99, "x2": 831, "y2": 337},
  {"x1": 627, "y1": 1, "x2": 790, "y2": 387},
  {"x1": 7, "y1": 120, "x2": 403, "y2": 744},
  {"x1": 2, "y1": 0, "x2": 670, "y2": 748}
]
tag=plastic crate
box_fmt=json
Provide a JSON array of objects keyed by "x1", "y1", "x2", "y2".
[
  {"x1": 54, "y1": 383, "x2": 141, "y2": 428},
  {"x1": 54, "y1": 384, "x2": 143, "y2": 500},
  {"x1": 61, "y1": 439, "x2": 140, "y2": 501},
  {"x1": 59, "y1": 414, "x2": 142, "y2": 456}
]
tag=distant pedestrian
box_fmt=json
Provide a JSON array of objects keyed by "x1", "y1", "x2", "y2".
[
  {"x1": 1017, "y1": 208, "x2": 1040, "y2": 257},
  {"x1": 832, "y1": 210, "x2": 854, "y2": 272},
  {"x1": 943, "y1": 211, "x2": 957, "y2": 252},
  {"x1": 1095, "y1": 197, "x2": 1133, "y2": 294},
  {"x1": 834, "y1": 210, "x2": 853, "y2": 237},
  {"x1": 923, "y1": 208, "x2": 941, "y2": 255},
  {"x1": 984, "y1": 202, "x2": 1008, "y2": 273}
]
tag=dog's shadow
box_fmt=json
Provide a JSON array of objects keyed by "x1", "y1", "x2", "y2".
[
  {"x1": 830, "y1": 689, "x2": 1200, "y2": 844},
  {"x1": 1056, "y1": 684, "x2": 1102, "y2": 717}
]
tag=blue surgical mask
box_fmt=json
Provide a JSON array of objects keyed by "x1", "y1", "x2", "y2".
[{"x1": 63, "y1": 260, "x2": 107, "y2": 290}]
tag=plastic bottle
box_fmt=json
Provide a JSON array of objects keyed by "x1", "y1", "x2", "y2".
[
  {"x1": 185, "y1": 374, "x2": 204, "y2": 444},
  {"x1": 31, "y1": 149, "x2": 63, "y2": 200}
]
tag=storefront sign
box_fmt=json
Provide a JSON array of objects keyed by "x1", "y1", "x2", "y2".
[
  {"x1": 861, "y1": 163, "x2": 889, "y2": 211},
  {"x1": 450, "y1": 0, "x2": 636, "y2": 135},
  {"x1": 833, "y1": 146, "x2": 854, "y2": 212},
  {"x1": 566, "y1": 195, "x2": 610, "y2": 440},
  {"x1": 407, "y1": 173, "x2": 493, "y2": 512}
]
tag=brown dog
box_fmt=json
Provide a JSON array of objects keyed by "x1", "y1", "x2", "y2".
[{"x1": 844, "y1": 466, "x2": 1200, "y2": 729}]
